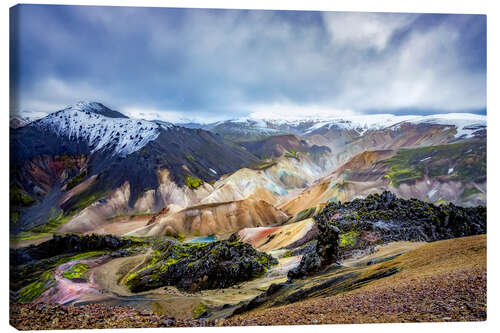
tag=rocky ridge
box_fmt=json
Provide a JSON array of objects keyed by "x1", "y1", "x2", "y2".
[
  {"x1": 124, "y1": 240, "x2": 277, "y2": 292},
  {"x1": 287, "y1": 191, "x2": 486, "y2": 279}
]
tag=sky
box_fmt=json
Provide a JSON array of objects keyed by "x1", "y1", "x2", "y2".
[{"x1": 10, "y1": 5, "x2": 486, "y2": 123}]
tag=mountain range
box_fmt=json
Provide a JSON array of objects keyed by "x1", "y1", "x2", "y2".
[{"x1": 10, "y1": 101, "x2": 486, "y2": 240}]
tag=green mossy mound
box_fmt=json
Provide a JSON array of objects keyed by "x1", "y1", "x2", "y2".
[
  {"x1": 125, "y1": 240, "x2": 277, "y2": 292},
  {"x1": 289, "y1": 204, "x2": 325, "y2": 223},
  {"x1": 185, "y1": 174, "x2": 203, "y2": 189}
]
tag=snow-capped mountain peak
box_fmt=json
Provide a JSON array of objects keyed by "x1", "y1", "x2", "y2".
[
  {"x1": 63, "y1": 101, "x2": 129, "y2": 119},
  {"x1": 32, "y1": 103, "x2": 164, "y2": 156}
]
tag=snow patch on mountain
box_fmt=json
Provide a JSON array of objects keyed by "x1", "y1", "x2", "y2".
[
  {"x1": 10, "y1": 116, "x2": 31, "y2": 129},
  {"x1": 394, "y1": 113, "x2": 486, "y2": 139},
  {"x1": 10, "y1": 110, "x2": 49, "y2": 127},
  {"x1": 65, "y1": 101, "x2": 129, "y2": 119},
  {"x1": 209, "y1": 118, "x2": 285, "y2": 137},
  {"x1": 32, "y1": 103, "x2": 168, "y2": 156},
  {"x1": 244, "y1": 112, "x2": 486, "y2": 138}
]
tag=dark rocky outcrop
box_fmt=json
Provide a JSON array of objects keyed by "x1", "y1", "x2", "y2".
[
  {"x1": 288, "y1": 191, "x2": 486, "y2": 280},
  {"x1": 316, "y1": 191, "x2": 486, "y2": 246},
  {"x1": 125, "y1": 240, "x2": 277, "y2": 292},
  {"x1": 230, "y1": 282, "x2": 289, "y2": 316},
  {"x1": 287, "y1": 246, "x2": 322, "y2": 280},
  {"x1": 10, "y1": 234, "x2": 142, "y2": 266},
  {"x1": 287, "y1": 220, "x2": 340, "y2": 280}
]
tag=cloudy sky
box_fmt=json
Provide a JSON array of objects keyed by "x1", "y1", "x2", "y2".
[{"x1": 10, "y1": 5, "x2": 486, "y2": 122}]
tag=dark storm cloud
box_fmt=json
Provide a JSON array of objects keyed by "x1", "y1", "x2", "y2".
[{"x1": 10, "y1": 5, "x2": 486, "y2": 122}]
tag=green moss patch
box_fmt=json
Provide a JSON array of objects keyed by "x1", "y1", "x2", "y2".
[
  {"x1": 192, "y1": 303, "x2": 207, "y2": 318},
  {"x1": 29, "y1": 190, "x2": 106, "y2": 234},
  {"x1": 67, "y1": 193, "x2": 103, "y2": 215},
  {"x1": 339, "y1": 231, "x2": 359, "y2": 249},
  {"x1": 17, "y1": 270, "x2": 55, "y2": 303},
  {"x1": 185, "y1": 174, "x2": 203, "y2": 189},
  {"x1": 254, "y1": 161, "x2": 277, "y2": 170},
  {"x1": 56, "y1": 251, "x2": 107, "y2": 265},
  {"x1": 66, "y1": 170, "x2": 87, "y2": 190},
  {"x1": 63, "y1": 263, "x2": 90, "y2": 280},
  {"x1": 284, "y1": 149, "x2": 300, "y2": 160},
  {"x1": 10, "y1": 184, "x2": 36, "y2": 207},
  {"x1": 29, "y1": 209, "x2": 71, "y2": 234},
  {"x1": 461, "y1": 187, "x2": 481, "y2": 199},
  {"x1": 11, "y1": 210, "x2": 20, "y2": 225},
  {"x1": 382, "y1": 141, "x2": 486, "y2": 187},
  {"x1": 62, "y1": 155, "x2": 74, "y2": 168}
]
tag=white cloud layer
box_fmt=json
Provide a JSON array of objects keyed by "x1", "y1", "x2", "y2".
[
  {"x1": 248, "y1": 103, "x2": 358, "y2": 120},
  {"x1": 11, "y1": 7, "x2": 486, "y2": 122},
  {"x1": 322, "y1": 12, "x2": 418, "y2": 51}
]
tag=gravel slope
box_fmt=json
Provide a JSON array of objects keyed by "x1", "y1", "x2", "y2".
[{"x1": 223, "y1": 267, "x2": 486, "y2": 325}]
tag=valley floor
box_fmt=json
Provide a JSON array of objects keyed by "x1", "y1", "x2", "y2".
[{"x1": 10, "y1": 235, "x2": 486, "y2": 329}]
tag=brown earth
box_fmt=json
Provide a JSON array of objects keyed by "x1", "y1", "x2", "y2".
[
  {"x1": 223, "y1": 235, "x2": 486, "y2": 325},
  {"x1": 136, "y1": 198, "x2": 289, "y2": 237},
  {"x1": 82, "y1": 214, "x2": 154, "y2": 236},
  {"x1": 237, "y1": 218, "x2": 316, "y2": 252}
]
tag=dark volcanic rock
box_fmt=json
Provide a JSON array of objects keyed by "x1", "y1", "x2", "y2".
[
  {"x1": 287, "y1": 221, "x2": 340, "y2": 280},
  {"x1": 288, "y1": 191, "x2": 486, "y2": 280},
  {"x1": 287, "y1": 248, "x2": 322, "y2": 280},
  {"x1": 10, "y1": 234, "x2": 141, "y2": 266},
  {"x1": 125, "y1": 240, "x2": 277, "y2": 292},
  {"x1": 316, "y1": 219, "x2": 340, "y2": 264},
  {"x1": 315, "y1": 191, "x2": 486, "y2": 245}
]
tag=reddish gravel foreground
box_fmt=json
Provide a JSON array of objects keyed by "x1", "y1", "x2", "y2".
[
  {"x1": 10, "y1": 303, "x2": 221, "y2": 330},
  {"x1": 224, "y1": 267, "x2": 486, "y2": 326}
]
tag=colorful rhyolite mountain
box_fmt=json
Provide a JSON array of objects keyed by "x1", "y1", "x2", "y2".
[{"x1": 10, "y1": 102, "x2": 485, "y2": 239}]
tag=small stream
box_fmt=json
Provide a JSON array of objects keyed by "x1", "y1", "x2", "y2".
[{"x1": 185, "y1": 235, "x2": 216, "y2": 243}]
